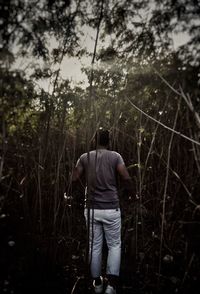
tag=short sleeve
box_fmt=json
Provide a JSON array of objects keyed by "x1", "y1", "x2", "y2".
[
  {"x1": 116, "y1": 153, "x2": 125, "y2": 166},
  {"x1": 75, "y1": 155, "x2": 84, "y2": 173}
]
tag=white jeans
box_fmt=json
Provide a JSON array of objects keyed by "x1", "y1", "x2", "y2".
[{"x1": 84, "y1": 208, "x2": 121, "y2": 278}]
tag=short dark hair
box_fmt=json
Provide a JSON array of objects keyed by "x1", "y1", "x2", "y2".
[{"x1": 95, "y1": 129, "x2": 109, "y2": 146}]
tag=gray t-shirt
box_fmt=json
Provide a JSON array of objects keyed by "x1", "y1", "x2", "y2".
[{"x1": 76, "y1": 149, "x2": 125, "y2": 209}]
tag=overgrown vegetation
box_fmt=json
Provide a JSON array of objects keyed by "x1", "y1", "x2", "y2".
[{"x1": 0, "y1": 0, "x2": 200, "y2": 293}]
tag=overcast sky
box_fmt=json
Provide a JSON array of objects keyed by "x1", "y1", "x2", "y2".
[{"x1": 13, "y1": 17, "x2": 190, "y2": 93}]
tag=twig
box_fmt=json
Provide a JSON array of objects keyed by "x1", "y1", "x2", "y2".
[
  {"x1": 85, "y1": 0, "x2": 105, "y2": 279},
  {"x1": 70, "y1": 276, "x2": 84, "y2": 294},
  {"x1": 179, "y1": 86, "x2": 200, "y2": 129},
  {"x1": 141, "y1": 95, "x2": 169, "y2": 188},
  {"x1": 153, "y1": 68, "x2": 182, "y2": 97},
  {"x1": 157, "y1": 100, "x2": 180, "y2": 289},
  {"x1": 181, "y1": 253, "x2": 195, "y2": 286},
  {"x1": 154, "y1": 67, "x2": 200, "y2": 130},
  {"x1": 126, "y1": 98, "x2": 200, "y2": 146}
]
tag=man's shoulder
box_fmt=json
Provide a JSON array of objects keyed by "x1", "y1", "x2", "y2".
[
  {"x1": 103, "y1": 150, "x2": 123, "y2": 161},
  {"x1": 80, "y1": 150, "x2": 122, "y2": 158},
  {"x1": 79, "y1": 152, "x2": 88, "y2": 160},
  {"x1": 109, "y1": 151, "x2": 125, "y2": 165},
  {"x1": 109, "y1": 150, "x2": 122, "y2": 157},
  {"x1": 80, "y1": 151, "x2": 95, "y2": 159}
]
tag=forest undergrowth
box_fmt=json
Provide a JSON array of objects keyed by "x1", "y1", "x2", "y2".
[
  {"x1": 1, "y1": 1, "x2": 200, "y2": 293},
  {"x1": 0, "y1": 122, "x2": 200, "y2": 294}
]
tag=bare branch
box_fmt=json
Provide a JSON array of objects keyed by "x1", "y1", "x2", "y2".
[
  {"x1": 153, "y1": 67, "x2": 200, "y2": 130},
  {"x1": 179, "y1": 86, "x2": 200, "y2": 129},
  {"x1": 158, "y1": 100, "x2": 180, "y2": 288},
  {"x1": 126, "y1": 97, "x2": 200, "y2": 146}
]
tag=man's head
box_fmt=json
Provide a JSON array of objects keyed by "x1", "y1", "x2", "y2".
[{"x1": 95, "y1": 129, "x2": 110, "y2": 147}]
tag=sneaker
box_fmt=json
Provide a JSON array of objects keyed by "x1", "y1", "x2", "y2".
[
  {"x1": 93, "y1": 276, "x2": 103, "y2": 293},
  {"x1": 104, "y1": 284, "x2": 116, "y2": 294}
]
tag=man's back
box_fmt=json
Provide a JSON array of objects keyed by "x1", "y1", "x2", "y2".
[{"x1": 77, "y1": 149, "x2": 124, "y2": 208}]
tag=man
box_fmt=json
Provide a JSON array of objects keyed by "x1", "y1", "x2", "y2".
[{"x1": 72, "y1": 129, "x2": 133, "y2": 294}]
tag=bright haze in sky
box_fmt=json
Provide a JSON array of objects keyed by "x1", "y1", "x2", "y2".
[
  {"x1": 13, "y1": 4, "x2": 190, "y2": 93},
  {"x1": 40, "y1": 31, "x2": 189, "y2": 92},
  {"x1": 56, "y1": 31, "x2": 189, "y2": 87}
]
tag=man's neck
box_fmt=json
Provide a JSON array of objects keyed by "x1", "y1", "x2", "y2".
[{"x1": 96, "y1": 145, "x2": 107, "y2": 150}]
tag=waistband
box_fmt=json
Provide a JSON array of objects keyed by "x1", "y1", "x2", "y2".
[{"x1": 85, "y1": 200, "x2": 119, "y2": 209}]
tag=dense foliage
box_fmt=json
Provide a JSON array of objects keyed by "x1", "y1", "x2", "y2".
[{"x1": 0, "y1": 0, "x2": 200, "y2": 293}]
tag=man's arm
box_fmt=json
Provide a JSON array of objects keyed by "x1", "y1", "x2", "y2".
[
  {"x1": 72, "y1": 165, "x2": 83, "y2": 182},
  {"x1": 116, "y1": 163, "x2": 131, "y2": 180},
  {"x1": 66, "y1": 160, "x2": 83, "y2": 198},
  {"x1": 65, "y1": 162, "x2": 84, "y2": 205},
  {"x1": 117, "y1": 163, "x2": 136, "y2": 197}
]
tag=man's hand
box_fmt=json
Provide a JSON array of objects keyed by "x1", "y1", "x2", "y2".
[{"x1": 128, "y1": 194, "x2": 139, "y2": 201}]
